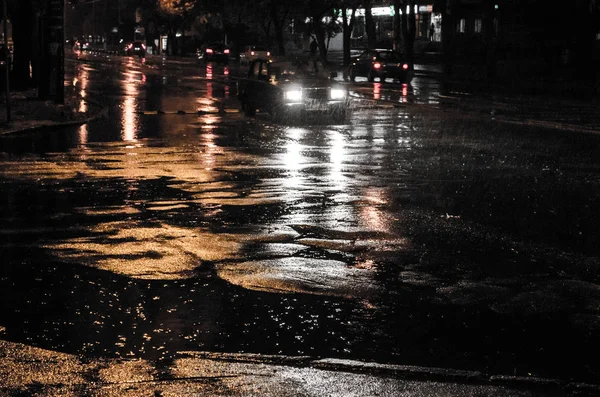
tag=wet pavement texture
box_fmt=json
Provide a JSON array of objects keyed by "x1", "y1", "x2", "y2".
[{"x1": 1, "y1": 52, "x2": 599, "y2": 387}]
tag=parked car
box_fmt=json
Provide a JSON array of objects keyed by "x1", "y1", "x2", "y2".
[
  {"x1": 124, "y1": 41, "x2": 146, "y2": 57},
  {"x1": 239, "y1": 45, "x2": 271, "y2": 65},
  {"x1": 348, "y1": 49, "x2": 413, "y2": 83},
  {"x1": 237, "y1": 58, "x2": 349, "y2": 123},
  {"x1": 197, "y1": 43, "x2": 230, "y2": 64}
]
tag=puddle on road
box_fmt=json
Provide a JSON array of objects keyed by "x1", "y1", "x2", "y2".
[{"x1": 216, "y1": 257, "x2": 381, "y2": 297}]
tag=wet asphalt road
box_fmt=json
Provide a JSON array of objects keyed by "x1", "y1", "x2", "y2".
[{"x1": 0, "y1": 53, "x2": 599, "y2": 386}]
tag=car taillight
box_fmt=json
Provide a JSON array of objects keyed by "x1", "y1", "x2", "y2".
[
  {"x1": 224, "y1": 49, "x2": 230, "y2": 54},
  {"x1": 402, "y1": 63, "x2": 409, "y2": 70},
  {"x1": 141, "y1": 43, "x2": 146, "y2": 50},
  {"x1": 267, "y1": 51, "x2": 271, "y2": 56},
  {"x1": 127, "y1": 44, "x2": 133, "y2": 49},
  {"x1": 206, "y1": 48, "x2": 213, "y2": 54},
  {"x1": 251, "y1": 51, "x2": 255, "y2": 56},
  {"x1": 373, "y1": 62, "x2": 381, "y2": 69}
]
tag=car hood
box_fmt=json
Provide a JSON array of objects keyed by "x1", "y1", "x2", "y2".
[{"x1": 275, "y1": 78, "x2": 340, "y2": 89}]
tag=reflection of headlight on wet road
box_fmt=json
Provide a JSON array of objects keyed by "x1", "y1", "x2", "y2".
[
  {"x1": 330, "y1": 88, "x2": 346, "y2": 100},
  {"x1": 284, "y1": 88, "x2": 302, "y2": 101}
]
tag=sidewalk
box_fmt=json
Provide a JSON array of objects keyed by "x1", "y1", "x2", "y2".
[
  {"x1": 1, "y1": 338, "x2": 598, "y2": 396},
  {"x1": 0, "y1": 87, "x2": 107, "y2": 136}
]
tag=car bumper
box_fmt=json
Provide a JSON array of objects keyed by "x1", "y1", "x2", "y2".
[
  {"x1": 379, "y1": 69, "x2": 414, "y2": 82},
  {"x1": 283, "y1": 100, "x2": 347, "y2": 114}
]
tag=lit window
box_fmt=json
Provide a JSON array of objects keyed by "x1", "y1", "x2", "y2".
[{"x1": 474, "y1": 19, "x2": 482, "y2": 33}]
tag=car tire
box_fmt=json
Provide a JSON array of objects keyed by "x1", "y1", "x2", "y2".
[{"x1": 367, "y1": 70, "x2": 375, "y2": 83}]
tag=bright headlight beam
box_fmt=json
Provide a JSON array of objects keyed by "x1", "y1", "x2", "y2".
[
  {"x1": 330, "y1": 88, "x2": 346, "y2": 100},
  {"x1": 285, "y1": 89, "x2": 303, "y2": 101}
]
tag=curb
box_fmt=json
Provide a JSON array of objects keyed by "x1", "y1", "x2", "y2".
[
  {"x1": 152, "y1": 351, "x2": 600, "y2": 395},
  {"x1": 0, "y1": 99, "x2": 109, "y2": 136}
]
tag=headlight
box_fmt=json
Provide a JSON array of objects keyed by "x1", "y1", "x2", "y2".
[
  {"x1": 284, "y1": 88, "x2": 302, "y2": 102},
  {"x1": 330, "y1": 88, "x2": 346, "y2": 100}
]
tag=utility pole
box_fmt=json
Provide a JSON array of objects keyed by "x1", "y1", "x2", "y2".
[
  {"x1": 3, "y1": 0, "x2": 9, "y2": 122},
  {"x1": 39, "y1": 0, "x2": 64, "y2": 103}
]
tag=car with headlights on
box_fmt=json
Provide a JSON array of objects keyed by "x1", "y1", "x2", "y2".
[
  {"x1": 237, "y1": 58, "x2": 349, "y2": 123},
  {"x1": 348, "y1": 48, "x2": 413, "y2": 83}
]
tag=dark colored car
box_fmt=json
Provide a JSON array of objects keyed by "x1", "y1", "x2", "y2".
[
  {"x1": 197, "y1": 43, "x2": 231, "y2": 64},
  {"x1": 125, "y1": 41, "x2": 146, "y2": 57},
  {"x1": 237, "y1": 58, "x2": 350, "y2": 123},
  {"x1": 348, "y1": 49, "x2": 413, "y2": 83}
]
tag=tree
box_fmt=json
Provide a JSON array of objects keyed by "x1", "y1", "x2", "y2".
[
  {"x1": 7, "y1": 0, "x2": 38, "y2": 90},
  {"x1": 399, "y1": 0, "x2": 416, "y2": 65},
  {"x1": 363, "y1": 0, "x2": 376, "y2": 48},
  {"x1": 340, "y1": 0, "x2": 358, "y2": 75},
  {"x1": 301, "y1": 0, "x2": 338, "y2": 62}
]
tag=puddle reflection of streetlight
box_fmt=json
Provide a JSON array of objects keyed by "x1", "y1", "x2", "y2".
[
  {"x1": 121, "y1": 70, "x2": 143, "y2": 142},
  {"x1": 328, "y1": 130, "x2": 348, "y2": 192},
  {"x1": 78, "y1": 123, "x2": 88, "y2": 146},
  {"x1": 76, "y1": 65, "x2": 90, "y2": 112},
  {"x1": 359, "y1": 187, "x2": 390, "y2": 232},
  {"x1": 199, "y1": 127, "x2": 222, "y2": 170},
  {"x1": 283, "y1": 128, "x2": 306, "y2": 201}
]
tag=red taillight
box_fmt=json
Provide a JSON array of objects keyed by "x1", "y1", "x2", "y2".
[
  {"x1": 206, "y1": 48, "x2": 214, "y2": 54},
  {"x1": 251, "y1": 51, "x2": 255, "y2": 56},
  {"x1": 373, "y1": 62, "x2": 381, "y2": 69},
  {"x1": 127, "y1": 44, "x2": 133, "y2": 49},
  {"x1": 402, "y1": 63, "x2": 409, "y2": 70},
  {"x1": 267, "y1": 51, "x2": 271, "y2": 56},
  {"x1": 224, "y1": 49, "x2": 230, "y2": 54},
  {"x1": 141, "y1": 43, "x2": 146, "y2": 50}
]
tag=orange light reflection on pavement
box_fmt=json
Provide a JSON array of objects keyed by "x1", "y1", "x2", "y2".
[
  {"x1": 121, "y1": 68, "x2": 143, "y2": 142},
  {"x1": 76, "y1": 66, "x2": 89, "y2": 112}
]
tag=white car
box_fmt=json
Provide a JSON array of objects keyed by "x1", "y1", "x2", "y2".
[{"x1": 240, "y1": 45, "x2": 270, "y2": 65}]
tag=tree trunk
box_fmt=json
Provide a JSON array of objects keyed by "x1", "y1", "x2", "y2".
[
  {"x1": 342, "y1": 5, "x2": 356, "y2": 79},
  {"x1": 401, "y1": 0, "x2": 416, "y2": 65},
  {"x1": 11, "y1": 0, "x2": 36, "y2": 90},
  {"x1": 269, "y1": 1, "x2": 286, "y2": 56},
  {"x1": 483, "y1": 0, "x2": 496, "y2": 80},
  {"x1": 442, "y1": 0, "x2": 455, "y2": 76},
  {"x1": 314, "y1": 20, "x2": 327, "y2": 63},
  {"x1": 393, "y1": 0, "x2": 401, "y2": 51},
  {"x1": 342, "y1": 6, "x2": 356, "y2": 67},
  {"x1": 364, "y1": 0, "x2": 376, "y2": 48}
]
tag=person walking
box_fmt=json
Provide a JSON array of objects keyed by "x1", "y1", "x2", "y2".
[{"x1": 309, "y1": 38, "x2": 318, "y2": 57}]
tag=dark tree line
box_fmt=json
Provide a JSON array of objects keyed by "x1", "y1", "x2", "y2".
[{"x1": 4, "y1": 0, "x2": 600, "y2": 94}]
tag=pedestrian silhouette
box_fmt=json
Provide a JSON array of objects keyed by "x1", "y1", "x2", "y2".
[{"x1": 310, "y1": 39, "x2": 318, "y2": 56}]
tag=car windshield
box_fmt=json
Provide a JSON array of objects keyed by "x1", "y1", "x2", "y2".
[
  {"x1": 270, "y1": 59, "x2": 329, "y2": 80},
  {"x1": 377, "y1": 51, "x2": 403, "y2": 62},
  {"x1": 252, "y1": 46, "x2": 268, "y2": 51}
]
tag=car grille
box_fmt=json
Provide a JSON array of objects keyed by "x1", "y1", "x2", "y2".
[{"x1": 303, "y1": 88, "x2": 329, "y2": 100}]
